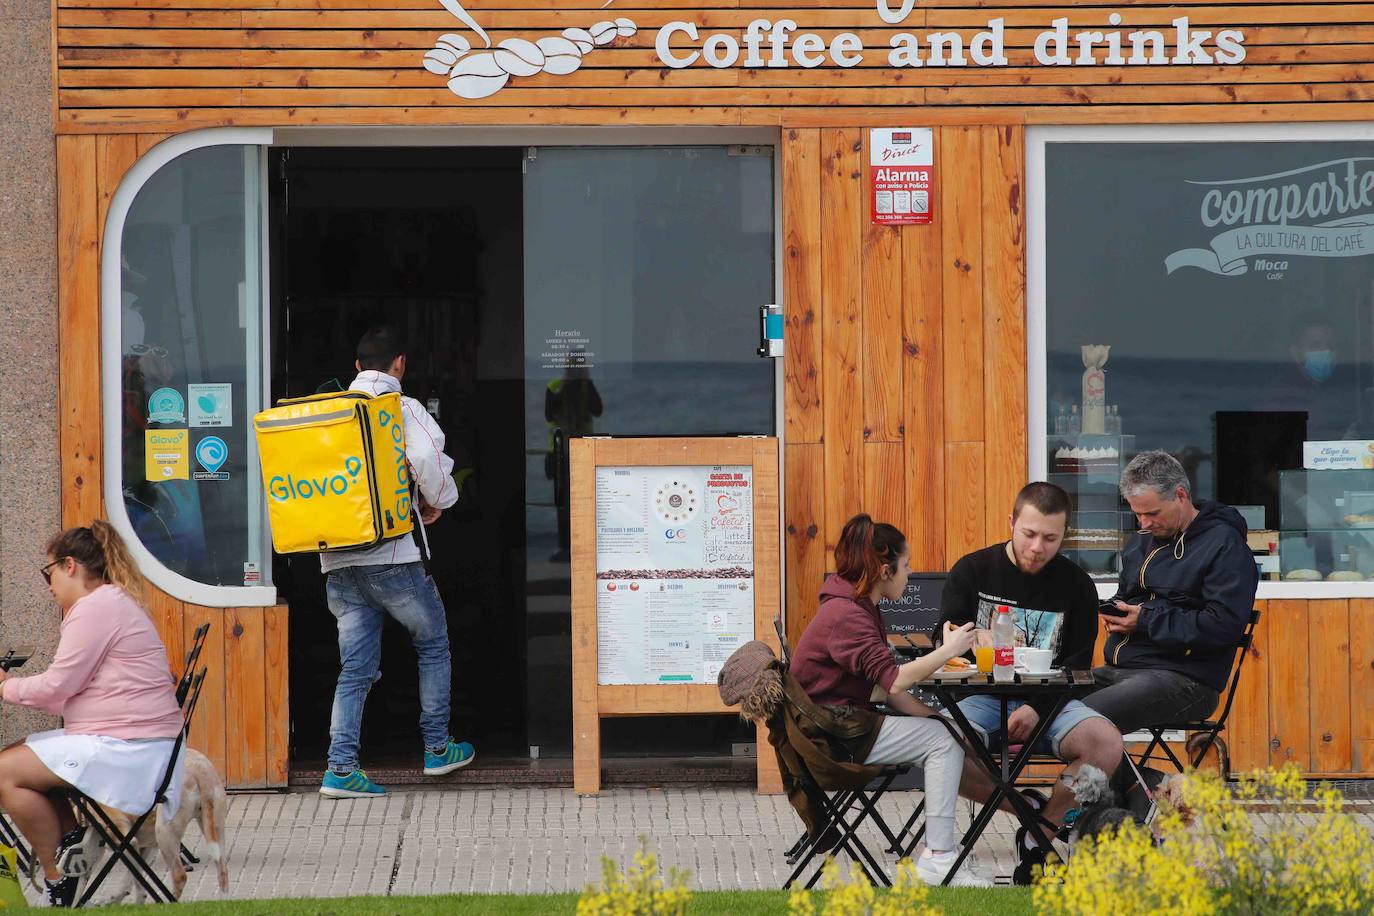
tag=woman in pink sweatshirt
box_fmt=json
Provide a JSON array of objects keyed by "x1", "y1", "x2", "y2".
[{"x1": 0, "y1": 521, "x2": 184, "y2": 907}]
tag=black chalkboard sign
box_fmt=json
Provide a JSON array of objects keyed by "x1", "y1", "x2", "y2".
[{"x1": 878, "y1": 573, "x2": 946, "y2": 636}]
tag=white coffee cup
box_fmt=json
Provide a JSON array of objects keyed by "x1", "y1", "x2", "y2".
[
  {"x1": 1022, "y1": 648, "x2": 1053, "y2": 674},
  {"x1": 1014, "y1": 647, "x2": 1030, "y2": 668}
]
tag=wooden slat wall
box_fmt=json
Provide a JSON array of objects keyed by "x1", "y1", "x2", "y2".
[
  {"x1": 52, "y1": 0, "x2": 1374, "y2": 131},
  {"x1": 56, "y1": 131, "x2": 289, "y2": 789},
  {"x1": 1214, "y1": 598, "x2": 1374, "y2": 777},
  {"x1": 785, "y1": 124, "x2": 1024, "y2": 644}
]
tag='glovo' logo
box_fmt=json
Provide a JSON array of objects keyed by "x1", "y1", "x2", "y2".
[
  {"x1": 269, "y1": 457, "x2": 364, "y2": 502},
  {"x1": 378, "y1": 410, "x2": 413, "y2": 517}
]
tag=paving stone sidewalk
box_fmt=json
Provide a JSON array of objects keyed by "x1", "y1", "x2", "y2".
[
  {"x1": 53, "y1": 786, "x2": 1374, "y2": 903},
  {"x1": 177, "y1": 786, "x2": 1021, "y2": 901}
]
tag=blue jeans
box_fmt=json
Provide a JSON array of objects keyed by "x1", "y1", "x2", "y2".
[
  {"x1": 951, "y1": 696, "x2": 1107, "y2": 760},
  {"x1": 325, "y1": 563, "x2": 451, "y2": 771}
]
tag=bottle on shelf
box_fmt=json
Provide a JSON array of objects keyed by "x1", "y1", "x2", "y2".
[
  {"x1": 993, "y1": 605, "x2": 1016, "y2": 684},
  {"x1": 1054, "y1": 405, "x2": 1068, "y2": 436},
  {"x1": 1068, "y1": 405, "x2": 1081, "y2": 436}
]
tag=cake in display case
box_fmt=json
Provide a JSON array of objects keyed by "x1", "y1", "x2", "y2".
[
  {"x1": 1278, "y1": 468, "x2": 1374, "y2": 582},
  {"x1": 1048, "y1": 434, "x2": 1135, "y2": 581}
]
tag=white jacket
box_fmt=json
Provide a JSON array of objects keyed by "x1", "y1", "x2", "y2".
[{"x1": 320, "y1": 371, "x2": 457, "y2": 572}]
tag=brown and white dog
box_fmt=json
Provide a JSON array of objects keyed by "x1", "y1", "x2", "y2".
[{"x1": 75, "y1": 747, "x2": 229, "y2": 904}]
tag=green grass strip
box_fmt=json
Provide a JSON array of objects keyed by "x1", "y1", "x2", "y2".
[{"x1": 97, "y1": 887, "x2": 1033, "y2": 915}]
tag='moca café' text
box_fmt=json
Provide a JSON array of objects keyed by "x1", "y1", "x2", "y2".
[{"x1": 655, "y1": 14, "x2": 1246, "y2": 69}]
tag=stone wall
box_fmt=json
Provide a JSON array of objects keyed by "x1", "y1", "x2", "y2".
[{"x1": 0, "y1": 0, "x2": 61, "y2": 740}]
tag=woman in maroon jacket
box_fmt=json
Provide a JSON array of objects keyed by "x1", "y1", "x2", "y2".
[{"x1": 791, "y1": 513, "x2": 987, "y2": 887}]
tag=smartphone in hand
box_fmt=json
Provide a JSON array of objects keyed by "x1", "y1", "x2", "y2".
[{"x1": 1098, "y1": 600, "x2": 1127, "y2": 618}]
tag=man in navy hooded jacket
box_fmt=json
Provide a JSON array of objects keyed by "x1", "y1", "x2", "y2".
[{"x1": 1085, "y1": 450, "x2": 1259, "y2": 734}]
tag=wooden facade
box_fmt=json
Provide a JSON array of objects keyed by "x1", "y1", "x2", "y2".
[
  {"x1": 50, "y1": 0, "x2": 1374, "y2": 786},
  {"x1": 58, "y1": 131, "x2": 289, "y2": 788}
]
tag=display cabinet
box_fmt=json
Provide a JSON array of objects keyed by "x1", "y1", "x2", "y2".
[
  {"x1": 1278, "y1": 468, "x2": 1374, "y2": 582},
  {"x1": 1047, "y1": 434, "x2": 1135, "y2": 581}
]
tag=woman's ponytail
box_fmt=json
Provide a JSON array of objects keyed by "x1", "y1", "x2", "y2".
[
  {"x1": 89, "y1": 520, "x2": 146, "y2": 609},
  {"x1": 48, "y1": 521, "x2": 148, "y2": 611},
  {"x1": 834, "y1": 513, "x2": 907, "y2": 598}
]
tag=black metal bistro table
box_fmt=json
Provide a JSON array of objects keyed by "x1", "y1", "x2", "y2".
[{"x1": 903, "y1": 669, "x2": 1097, "y2": 886}]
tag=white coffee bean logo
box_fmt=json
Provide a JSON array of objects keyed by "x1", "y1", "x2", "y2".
[
  {"x1": 422, "y1": 0, "x2": 637, "y2": 100},
  {"x1": 423, "y1": 33, "x2": 471, "y2": 74}
]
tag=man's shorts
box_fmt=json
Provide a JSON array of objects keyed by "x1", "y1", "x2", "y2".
[{"x1": 947, "y1": 696, "x2": 1108, "y2": 760}]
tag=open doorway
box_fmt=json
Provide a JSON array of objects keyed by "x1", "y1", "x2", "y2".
[
  {"x1": 270, "y1": 142, "x2": 777, "y2": 776},
  {"x1": 271, "y1": 147, "x2": 528, "y2": 765}
]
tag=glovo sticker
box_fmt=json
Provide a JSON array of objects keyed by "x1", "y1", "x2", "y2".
[{"x1": 145, "y1": 429, "x2": 189, "y2": 481}]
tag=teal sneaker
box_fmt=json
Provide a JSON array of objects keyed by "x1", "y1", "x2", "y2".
[
  {"x1": 320, "y1": 769, "x2": 385, "y2": 799},
  {"x1": 424, "y1": 738, "x2": 476, "y2": 776}
]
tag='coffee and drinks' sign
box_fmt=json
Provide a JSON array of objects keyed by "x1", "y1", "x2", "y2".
[{"x1": 422, "y1": 0, "x2": 1249, "y2": 100}]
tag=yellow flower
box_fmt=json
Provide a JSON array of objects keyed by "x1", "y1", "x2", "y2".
[
  {"x1": 576, "y1": 837, "x2": 693, "y2": 916},
  {"x1": 1035, "y1": 765, "x2": 1374, "y2": 915}
]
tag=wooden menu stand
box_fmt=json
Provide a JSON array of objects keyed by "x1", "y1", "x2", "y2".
[{"x1": 570, "y1": 436, "x2": 783, "y2": 795}]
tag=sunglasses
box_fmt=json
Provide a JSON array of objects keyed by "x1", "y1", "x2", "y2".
[
  {"x1": 128, "y1": 343, "x2": 169, "y2": 359},
  {"x1": 40, "y1": 558, "x2": 67, "y2": 585}
]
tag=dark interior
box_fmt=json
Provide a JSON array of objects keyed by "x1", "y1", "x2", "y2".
[
  {"x1": 270, "y1": 147, "x2": 529, "y2": 764},
  {"x1": 269, "y1": 145, "x2": 765, "y2": 772}
]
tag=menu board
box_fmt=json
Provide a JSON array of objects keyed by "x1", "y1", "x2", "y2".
[
  {"x1": 594, "y1": 465, "x2": 755, "y2": 685},
  {"x1": 880, "y1": 574, "x2": 946, "y2": 637}
]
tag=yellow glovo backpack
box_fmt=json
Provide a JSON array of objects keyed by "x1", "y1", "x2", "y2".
[{"x1": 253, "y1": 391, "x2": 415, "y2": 554}]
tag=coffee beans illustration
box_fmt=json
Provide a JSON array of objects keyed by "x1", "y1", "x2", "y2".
[
  {"x1": 494, "y1": 38, "x2": 545, "y2": 77},
  {"x1": 537, "y1": 36, "x2": 585, "y2": 75},
  {"x1": 447, "y1": 52, "x2": 510, "y2": 100},
  {"x1": 423, "y1": 1, "x2": 638, "y2": 100},
  {"x1": 561, "y1": 28, "x2": 595, "y2": 54}
]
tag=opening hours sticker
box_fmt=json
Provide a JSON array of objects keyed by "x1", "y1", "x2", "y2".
[{"x1": 870, "y1": 128, "x2": 934, "y2": 226}]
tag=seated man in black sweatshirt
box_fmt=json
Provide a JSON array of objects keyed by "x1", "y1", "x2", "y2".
[
  {"x1": 1088, "y1": 450, "x2": 1258, "y2": 734},
  {"x1": 939, "y1": 481, "x2": 1123, "y2": 885}
]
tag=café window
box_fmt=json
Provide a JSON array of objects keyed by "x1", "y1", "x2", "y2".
[
  {"x1": 103, "y1": 138, "x2": 272, "y2": 604},
  {"x1": 1034, "y1": 127, "x2": 1374, "y2": 587}
]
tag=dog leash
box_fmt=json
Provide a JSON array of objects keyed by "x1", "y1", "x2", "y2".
[{"x1": 1120, "y1": 753, "x2": 1160, "y2": 826}]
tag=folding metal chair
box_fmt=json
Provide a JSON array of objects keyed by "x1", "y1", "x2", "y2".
[
  {"x1": 70, "y1": 666, "x2": 207, "y2": 906},
  {"x1": 173, "y1": 624, "x2": 210, "y2": 871},
  {"x1": 770, "y1": 618, "x2": 929, "y2": 888},
  {"x1": 0, "y1": 649, "x2": 36, "y2": 879},
  {"x1": 777, "y1": 682, "x2": 913, "y2": 889},
  {"x1": 1108, "y1": 608, "x2": 1259, "y2": 824},
  {"x1": 1133, "y1": 608, "x2": 1259, "y2": 779},
  {"x1": 0, "y1": 811, "x2": 32, "y2": 878}
]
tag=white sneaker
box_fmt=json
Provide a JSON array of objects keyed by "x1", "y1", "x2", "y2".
[{"x1": 915, "y1": 847, "x2": 994, "y2": 887}]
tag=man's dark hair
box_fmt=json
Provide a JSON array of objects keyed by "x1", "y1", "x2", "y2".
[
  {"x1": 356, "y1": 325, "x2": 405, "y2": 371},
  {"x1": 1012, "y1": 481, "x2": 1072, "y2": 522}
]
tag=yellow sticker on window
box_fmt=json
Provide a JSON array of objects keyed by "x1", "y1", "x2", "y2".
[{"x1": 145, "y1": 429, "x2": 189, "y2": 481}]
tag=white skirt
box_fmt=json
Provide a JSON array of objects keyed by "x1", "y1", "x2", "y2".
[{"x1": 27, "y1": 729, "x2": 184, "y2": 821}]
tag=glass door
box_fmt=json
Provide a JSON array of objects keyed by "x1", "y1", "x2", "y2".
[{"x1": 522, "y1": 145, "x2": 776, "y2": 756}]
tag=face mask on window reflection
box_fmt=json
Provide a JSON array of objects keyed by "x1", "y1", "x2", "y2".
[{"x1": 1303, "y1": 349, "x2": 1335, "y2": 383}]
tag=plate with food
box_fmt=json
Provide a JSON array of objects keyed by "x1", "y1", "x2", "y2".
[{"x1": 931, "y1": 657, "x2": 981, "y2": 680}]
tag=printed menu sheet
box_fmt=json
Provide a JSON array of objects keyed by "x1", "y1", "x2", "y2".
[{"x1": 595, "y1": 465, "x2": 755, "y2": 685}]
